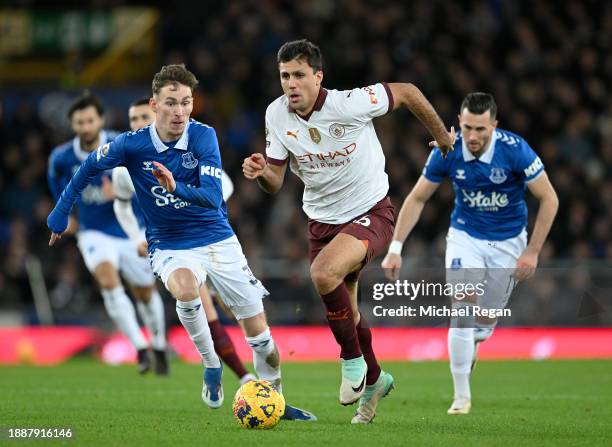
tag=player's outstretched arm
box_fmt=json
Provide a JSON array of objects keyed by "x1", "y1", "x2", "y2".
[
  {"x1": 381, "y1": 176, "x2": 439, "y2": 280},
  {"x1": 514, "y1": 172, "x2": 559, "y2": 280},
  {"x1": 388, "y1": 83, "x2": 455, "y2": 157},
  {"x1": 242, "y1": 153, "x2": 287, "y2": 194},
  {"x1": 48, "y1": 142, "x2": 124, "y2": 246}
]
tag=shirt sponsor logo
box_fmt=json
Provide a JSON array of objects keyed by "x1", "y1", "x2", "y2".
[
  {"x1": 362, "y1": 86, "x2": 378, "y2": 104},
  {"x1": 181, "y1": 152, "x2": 198, "y2": 169},
  {"x1": 524, "y1": 157, "x2": 543, "y2": 178},
  {"x1": 461, "y1": 189, "x2": 509, "y2": 210},
  {"x1": 150, "y1": 185, "x2": 191, "y2": 209},
  {"x1": 295, "y1": 143, "x2": 357, "y2": 163},
  {"x1": 200, "y1": 165, "x2": 222, "y2": 179},
  {"x1": 489, "y1": 167, "x2": 507, "y2": 184}
]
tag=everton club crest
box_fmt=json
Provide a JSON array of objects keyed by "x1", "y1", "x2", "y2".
[
  {"x1": 181, "y1": 152, "x2": 198, "y2": 169},
  {"x1": 489, "y1": 167, "x2": 507, "y2": 184},
  {"x1": 309, "y1": 128, "x2": 321, "y2": 144}
]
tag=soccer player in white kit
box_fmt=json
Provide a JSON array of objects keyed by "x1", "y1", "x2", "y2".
[
  {"x1": 112, "y1": 97, "x2": 256, "y2": 385},
  {"x1": 243, "y1": 39, "x2": 455, "y2": 424},
  {"x1": 382, "y1": 93, "x2": 559, "y2": 414}
]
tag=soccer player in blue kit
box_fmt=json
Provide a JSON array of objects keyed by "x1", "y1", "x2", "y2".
[
  {"x1": 48, "y1": 93, "x2": 167, "y2": 375},
  {"x1": 382, "y1": 93, "x2": 558, "y2": 414},
  {"x1": 47, "y1": 64, "x2": 315, "y2": 420}
]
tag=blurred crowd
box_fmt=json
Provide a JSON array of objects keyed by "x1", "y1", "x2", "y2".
[{"x1": 1, "y1": 0, "x2": 610, "y2": 325}]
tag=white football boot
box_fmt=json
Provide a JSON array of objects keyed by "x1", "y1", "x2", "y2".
[
  {"x1": 351, "y1": 371, "x2": 395, "y2": 424},
  {"x1": 447, "y1": 397, "x2": 472, "y2": 415},
  {"x1": 339, "y1": 356, "x2": 367, "y2": 405}
]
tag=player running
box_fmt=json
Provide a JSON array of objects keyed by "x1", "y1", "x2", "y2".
[
  {"x1": 47, "y1": 64, "x2": 315, "y2": 420},
  {"x1": 112, "y1": 97, "x2": 255, "y2": 385},
  {"x1": 381, "y1": 92, "x2": 558, "y2": 414},
  {"x1": 242, "y1": 39, "x2": 454, "y2": 424},
  {"x1": 48, "y1": 92, "x2": 167, "y2": 375}
]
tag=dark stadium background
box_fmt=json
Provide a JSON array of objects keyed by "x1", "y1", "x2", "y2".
[{"x1": 1, "y1": 0, "x2": 611, "y2": 362}]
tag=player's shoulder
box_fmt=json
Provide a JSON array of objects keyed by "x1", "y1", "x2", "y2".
[
  {"x1": 49, "y1": 140, "x2": 75, "y2": 164},
  {"x1": 494, "y1": 128, "x2": 526, "y2": 149},
  {"x1": 266, "y1": 95, "x2": 289, "y2": 118},
  {"x1": 187, "y1": 118, "x2": 216, "y2": 144},
  {"x1": 105, "y1": 129, "x2": 121, "y2": 141}
]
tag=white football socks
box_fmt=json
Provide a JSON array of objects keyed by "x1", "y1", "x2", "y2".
[
  {"x1": 136, "y1": 290, "x2": 167, "y2": 350},
  {"x1": 176, "y1": 297, "x2": 220, "y2": 368},
  {"x1": 102, "y1": 286, "x2": 148, "y2": 350},
  {"x1": 448, "y1": 327, "x2": 474, "y2": 400},
  {"x1": 245, "y1": 327, "x2": 281, "y2": 386}
]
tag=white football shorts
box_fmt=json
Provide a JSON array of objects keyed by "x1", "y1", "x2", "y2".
[
  {"x1": 149, "y1": 235, "x2": 268, "y2": 320},
  {"x1": 445, "y1": 226, "x2": 527, "y2": 310},
  {"x1": 76, "y1": 230, "x2": 155, "y2": 287}
]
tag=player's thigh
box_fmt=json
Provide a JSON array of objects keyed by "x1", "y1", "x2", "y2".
[
  {"x1": 482, "y1": 231, "x2": 527, "y2": 312},
  {"x1": 445, "y1": 227, "x2": 486, "y2": 289},
  {"x1": 202, "y1": 236, "x2": 268, "y2": 321},
  {"x1": 118, "y1": 240, "x2": 155, "y2": 288},
  {"x1": 77, "y1": 230, "x2": 121, "y2": 273},
  {"x1": 150, "y1": 248, "x2": 206, "y2": 298},
  {"x1": 311, "y1": 233, "x2": 367, "y2": 281}
]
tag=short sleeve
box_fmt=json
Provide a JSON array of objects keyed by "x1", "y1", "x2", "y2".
[
  {"x1": 422, "y1": 148, "x2": 448, "y2": 183},
  {"x1": 264, "y1": 108, "x2": 288, "y2": 165},
  {"x1": 112, "y1": 167, "x2": 135, "y2": 200},
  {"x1": 335, "y1": 83, "x2": 393, "y2": 122},
  {"x1": 515, "y1": 139, "x2": 544, "y2": 183}
]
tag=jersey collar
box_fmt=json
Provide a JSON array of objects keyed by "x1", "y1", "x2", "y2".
[
  {"x1": 287, "y1": 88, "x2": 328, "y2": 121},
  {"x1": 73, "y1": 130, "x2": 108, "y2": 162},
  {"x1": 150, "y1": 120, "x2": 190, "y2": 152},
  {"x1": 461, "y1": 130, "x2": 497, "y2": 164}
]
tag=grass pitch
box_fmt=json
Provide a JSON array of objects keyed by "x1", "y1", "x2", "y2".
[{"x1": 1, "y1": 359, "x2": 611, "y2": 446}]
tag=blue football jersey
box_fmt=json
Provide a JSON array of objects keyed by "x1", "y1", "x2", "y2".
[
  {"x1": 49, "y1": 119, "x2": 234, "y2": 252},
  {"x1": 48, "y1": 130, "x2": 128, "y2": 238},
  {"x1": 423, "y1": 129, "x2": 544, "y2": 240}
]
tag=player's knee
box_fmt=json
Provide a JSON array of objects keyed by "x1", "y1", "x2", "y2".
[
  {"x1": 131, "y1": 286, "x2": 152, "y2": 303},
  {"x1": 94, "y1": 262, "x2": 120, "y2": 290},
  {"x1": 310, "y1": 264, "x2": 343, "y2": 294},
  {"x1": 167, "y1": 269, "x2": 199, "y2": 301}
]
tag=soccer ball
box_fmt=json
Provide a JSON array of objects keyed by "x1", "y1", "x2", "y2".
[{"x1": 232, "y1": 380, "x2": 285, "y2": 429}]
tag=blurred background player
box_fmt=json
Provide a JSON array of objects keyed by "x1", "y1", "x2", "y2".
[
  {"x1": 112, "y1": 96, "x2": 255, "y2": 385},
  {"x1": 47, "y1": 92, "x2": 165, "y2": 374},
  {"x1": 382, "y1": 92, "x2": 558, "y2": 414},
  {"x1": 242, "y1": 39, "x2": 455, "y2": 424},
  {"x1": 47, "y1": 64, "x2": 315, "y2": 420}
]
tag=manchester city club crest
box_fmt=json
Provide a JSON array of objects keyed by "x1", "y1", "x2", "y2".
[
  {"x1": 309, "y1": 128, "x2": 321, "y2": 144},
  {"x1": 329, "y1": 123, "x2": 346, "y2": 138},
  {"x1": 181, "y1": 152, "x2": 198, "y2": 169},
  {"x1": 489, "y1": 167, "x2": 507, "y2": 184}
]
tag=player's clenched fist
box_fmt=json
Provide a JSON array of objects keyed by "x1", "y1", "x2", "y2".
[
  {"x1": 381, "y1": 252, "x2": 402, "y2": 281},
  {"x1": 243, "y1": 153, "x2": 267, "y2": 179}
]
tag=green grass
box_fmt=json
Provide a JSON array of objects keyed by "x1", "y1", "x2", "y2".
[{"x1": 1, "y1": 359, "x2": 611, "y2": 446}]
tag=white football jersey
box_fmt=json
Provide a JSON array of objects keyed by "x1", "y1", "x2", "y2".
[{"x1": 265, "y1": 83, "x2": 392, "y2": 224}]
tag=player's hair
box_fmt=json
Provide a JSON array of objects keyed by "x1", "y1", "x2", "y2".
[
  {"x1": 130, "y1": 97, "x2": 151, "y2": 107},
  {"x1": 460, "y1": 92, "x2": 497, "y2": 120},
  {"x1": 67, "y1": 91, "x2": 104, "y2": 119},
  {"x1": 151, "y1": 64, "x2": 199, "y2": 96},
  {"x1": 277, "y1": 39, "x2": 323, "y2": 72}
]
